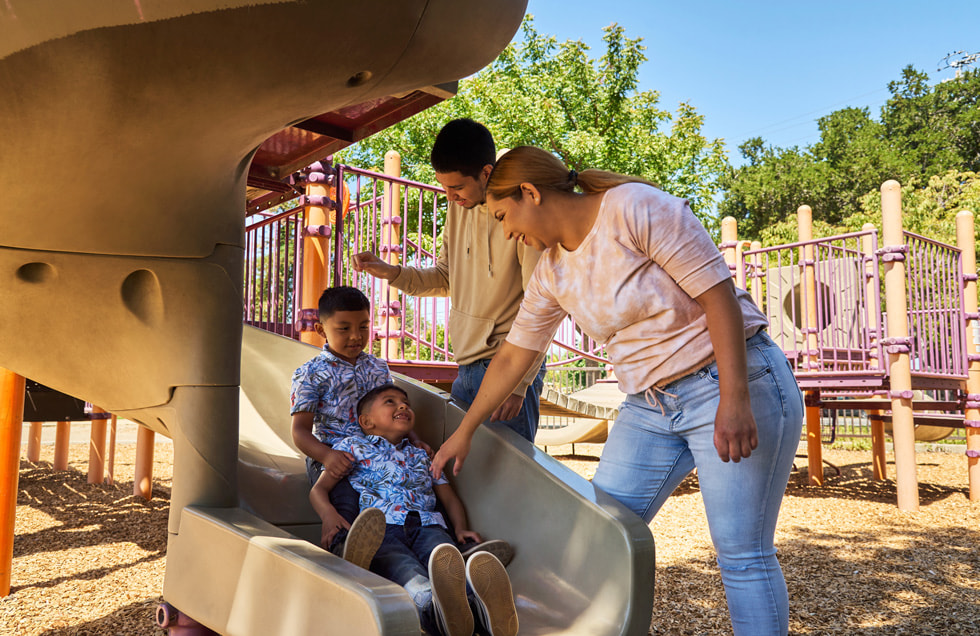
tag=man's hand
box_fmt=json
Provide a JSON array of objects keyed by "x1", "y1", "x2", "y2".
[
  {"x1": 431, "y1": 430, "x2": 473, "y2": 480},
  {"x1": 490, "y1": 393, "x2": 524, "y2": 423},
  {"x1": 352, "y1": 251, "x2": 398, "y2": 280},
  {"x1": 322, "y1": 448, "x2": 355, "y2": 479},
  {"x1": 319, "y1": 508, "x2": 351, "y2": 550}
]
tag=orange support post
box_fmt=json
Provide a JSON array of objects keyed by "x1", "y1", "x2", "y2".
[
  {"x1": 881, "y1": 180, "x2": 918, "y2": 511},
  {"x1": 53, "y1": 420, "x2": 70, "y2": 471},
  {"x1": 956, "y1": 210, "x2": 980, "y2": 502},
  {"x1": 300, "y1": 164, "x2": 331, "y2": 348},
  {"x1": 87, "y1": 406, "x2": 108, "y2": 485},
  {"x1": 106, "y1": 414, "x2": 118, "y2": 486},
  {"x1": 134, "y1": 426, "x2": 155, "y2": 500},
  {"x1": 1, "y1": 368, "x2": 26, "y2": 597},
  {"x1": 798, "y1": 205, "x2": 824, "y2": 485},
  {"x1": 26, "y1": 422, "x2": 42, "y2": 463},
  {"x1": 382, "y1": 150, "x2": 404, "y2": 360}
]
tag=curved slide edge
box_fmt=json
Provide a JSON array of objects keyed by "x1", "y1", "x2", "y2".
[{"x1": 206, "y1": 326, "x2": 655, "y2": 635}]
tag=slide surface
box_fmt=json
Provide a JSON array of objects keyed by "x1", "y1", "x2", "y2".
[{"x1": 193, "y1": 326, "x2": 654, "y2": 635}]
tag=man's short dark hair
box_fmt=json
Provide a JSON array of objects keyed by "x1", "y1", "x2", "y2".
[
  {"x1": 430, "y1": 118, "x2": 496, "y2": 179},
  {"x1": 318, "y1": 285, "x2": 370, "y2": 319},
  {"x1": 356, "y1": 383, "x2": 408, "y2": 417}
]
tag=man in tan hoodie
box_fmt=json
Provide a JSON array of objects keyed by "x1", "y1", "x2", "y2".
[{"x1": 353, "y1": 119, "x2": 545, "y2": 443}]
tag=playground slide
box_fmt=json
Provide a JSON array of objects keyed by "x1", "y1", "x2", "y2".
[
  {"x1": 536, "y1": 383, "x2": 625, "y2": 446},
  {"x1": 164, "y1": 325, "x2": 651, "y2": 635},
  {"x1": 124, "y1": 325, "x2": 658, "y2": 633}
]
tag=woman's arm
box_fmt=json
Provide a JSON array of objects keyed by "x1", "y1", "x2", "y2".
[
  {"x1": 431, "y1": 341, "x2": 541, "y2": 479},
  {"x1": 694, "y1": 279, "x2": 757, "y2": 462}
]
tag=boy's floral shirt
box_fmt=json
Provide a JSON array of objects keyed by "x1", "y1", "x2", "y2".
[
  {"x1": 290, "y1": 348, "x2": 391, "y2": 446},
  {"x1": 333, "y1": 434, "x2": 449, "y2": 527}
]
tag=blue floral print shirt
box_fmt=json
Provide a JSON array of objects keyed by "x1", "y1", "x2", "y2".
[
  {"x1": 290, "y1": 348, "x2": 391, "y2": 446},
  {"x1": 333, "y1": 434, "x2": 449, "y2": 527}
]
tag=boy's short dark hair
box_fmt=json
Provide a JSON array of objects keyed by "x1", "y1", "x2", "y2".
[
  {"x1": 356, "y1": 383, "x2": 408, "y2": 417},
  {"x1": 318, "y1": 286, "x2": 370, "y2": 320},
  {"x1": 430, "y1": 118, "x2": 496, "y2": 179}
]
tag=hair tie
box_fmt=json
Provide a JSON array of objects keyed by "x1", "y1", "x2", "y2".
[{"x1": 568, "y1": 169, "x2": 578, "y2": 185}]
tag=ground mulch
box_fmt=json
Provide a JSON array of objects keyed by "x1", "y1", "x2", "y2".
[{"x1": 3, "y1": 441, "x2": 979, "y2": 635}]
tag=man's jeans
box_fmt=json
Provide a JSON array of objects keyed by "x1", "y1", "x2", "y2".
[{"x1": 452, "y1": 359, "x2": 547, "y2": 442}]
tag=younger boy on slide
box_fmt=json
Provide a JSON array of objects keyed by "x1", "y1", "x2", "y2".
[{"x1": 329, "y1": 385, "x2": 519, "y2": 636}]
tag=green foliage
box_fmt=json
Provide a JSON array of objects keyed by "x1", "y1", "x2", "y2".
[
  {"x1": 339, "y1": 16, "x2": 728, "y2": 228},
  {"x1": 720, "y1": 66, "x2": 980, "y2": 241}
]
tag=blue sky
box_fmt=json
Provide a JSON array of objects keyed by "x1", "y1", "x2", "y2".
[{"x1": 524, "y1": 0, "x2": 978, "y2": 163}]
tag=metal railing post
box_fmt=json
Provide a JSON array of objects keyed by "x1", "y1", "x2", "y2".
[{"x1": 863, "y1": 224, "x2": 887, "y2": 480}]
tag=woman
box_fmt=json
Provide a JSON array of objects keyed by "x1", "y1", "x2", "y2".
[{"x1": 430, "y1": 146, "x2": 804, "y2": 635}]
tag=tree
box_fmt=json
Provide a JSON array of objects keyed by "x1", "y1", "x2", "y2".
[
  {"x1": 719, "y1": 66, "x2": 980, "y2": 241},
  {"x1": 340, "y1": 16, "x2": 728, "y2": 227}
]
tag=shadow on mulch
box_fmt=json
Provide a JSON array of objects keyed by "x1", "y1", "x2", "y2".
[
  {"x1": 13, "y1": 459, "x2": 169, "y2": 579},
  {"x1": 35, "y1": 599, "x2": 165, "y2": 636},
  {"x1": 650, "y1": 525, "x2": 980, "y2": 635},
  {"x1": 788, "y1": 459, "x2": 967, "y2": 505}
]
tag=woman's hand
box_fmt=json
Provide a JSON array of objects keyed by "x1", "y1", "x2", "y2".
[
  {"x1": 713, "y1": 395, "x2": 758, "y2": 462},
  {"x1": 430, "y1": 429, "x2": 474, "y2": 480}
]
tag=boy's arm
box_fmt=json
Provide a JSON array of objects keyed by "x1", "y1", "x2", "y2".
[
  {"x1": 308, "y1": 469, "x2": 350, "y2": 549},
  {"x1": 433, "y1": 483, "x2": 481, "y2": 544},
  {"x1": 291, "y1": 412, "x2": 353, "y2": 479}
]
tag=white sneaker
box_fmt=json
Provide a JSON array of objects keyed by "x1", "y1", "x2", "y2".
[
  {"x1": 465, "y1": 551, "x2": 518, "y2": 636},
  {"x1": 428, "y1": 543, "x2": 473, "y2": 636},
  {"x1": 460, "y1": 539, "x2": 514, "y2": 567}
]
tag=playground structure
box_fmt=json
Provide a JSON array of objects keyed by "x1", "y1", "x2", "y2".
[
  {"x1": 721, "y1": 186, "x2": 980, "y2": 511},
  {"x1": 0, "y1": 2, "x2": 658, "y2": 634},
  {"x1": 242, "y1": 148, "x2": 980, "y2": 513}
]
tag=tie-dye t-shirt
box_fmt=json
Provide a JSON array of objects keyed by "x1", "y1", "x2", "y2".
[{"x1": 507, "y1": 183, "x2": 767, "y2": 395}]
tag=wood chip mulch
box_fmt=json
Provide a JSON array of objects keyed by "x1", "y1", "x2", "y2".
[{"x1": 3, "y1": 441, "x2": 979, "y2": 635}]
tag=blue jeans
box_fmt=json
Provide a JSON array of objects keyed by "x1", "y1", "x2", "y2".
[
  {"x1": 592, "y1": 331, "x2": 803, "y2": 636},
  {"x1": 371, "y1": 512, "x2": 476, "y2": 636},
  {"x1": 453, "y1": 359, "x2": 546, "y2": 442}
]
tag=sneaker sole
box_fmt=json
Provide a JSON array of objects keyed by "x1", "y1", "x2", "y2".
[
  {"x1": 461, "y1": 539, "x2": 514, "y2": 567},
  {"x1": 342, "y1": 508, "x2": 385, "y2": 570},
  {"x1": 429, "y1": 545, "x2": 473, "y2": 636},
  {"x1": 467, "y1": 552, "x2": 518, "y2": 636}
]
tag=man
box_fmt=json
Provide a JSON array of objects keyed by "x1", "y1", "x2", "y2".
[{"x1": 352, "y1": 118, "x2": 545, "y2": 442}]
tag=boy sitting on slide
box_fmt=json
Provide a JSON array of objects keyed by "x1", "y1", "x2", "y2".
[{"x1": 328, "y1": 384, "x2": 519, "y2": 636}]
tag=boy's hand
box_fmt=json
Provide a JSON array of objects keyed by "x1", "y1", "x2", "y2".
[
  {"x1": 322, "y1": 448, "x2": 355, "y2": 480},
  {"x1": 320, "y1": 508, "x2": 351, "y2": 550},
  {"x1": 456, "y1": 529, "x2": 483, "y2": 544}
]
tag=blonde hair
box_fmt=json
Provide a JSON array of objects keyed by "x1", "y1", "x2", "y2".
[{"x1": 486, "y1": 146, "x2": 656, "y2": 200}]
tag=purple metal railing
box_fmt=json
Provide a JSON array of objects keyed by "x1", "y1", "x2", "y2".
[
  {"x1": 742, "y1": 230, "x2": 886, "y2": 387},
  {"x1": 243, "y1": 163, "x2": 610, "y2": 387},
  {"x1": 902, "y1": 231, "x2": 968, "y2": 384},
  {"x1": 244, "y1": 163, "x2": 969, "y2": 404}
]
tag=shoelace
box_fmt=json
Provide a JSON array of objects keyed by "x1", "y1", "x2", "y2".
[{"x1": 644, "y1": 385, "x2": 678, "y2": 416}]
